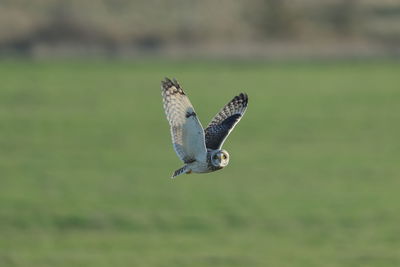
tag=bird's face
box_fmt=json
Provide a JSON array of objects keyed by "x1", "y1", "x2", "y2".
[{"x1": 211, "y1": 149, "x2": 230, "y2": 167}]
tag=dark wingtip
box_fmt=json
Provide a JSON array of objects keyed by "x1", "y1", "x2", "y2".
[
  {"x1": 161, "y1": 77, "x2": 180, "y2": 89},
  {"x1": 234, "y1": 92, "x2": 248, "y2": 106},
  {"x1": 161, "y1": 77, "x2": 172, "y2": 90}
]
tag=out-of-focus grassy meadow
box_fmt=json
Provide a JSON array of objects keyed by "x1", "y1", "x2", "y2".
[{"x1": 1, "y1": 60, "x2": 400, "y2": 266}]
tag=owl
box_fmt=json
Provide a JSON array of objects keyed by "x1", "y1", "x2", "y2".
[{"x1": 161, "y1": 78, "x2": 248, "y2": 178}]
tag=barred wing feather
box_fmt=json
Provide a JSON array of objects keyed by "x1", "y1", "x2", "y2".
[
  {"x1": 204, "y1": 93, "x2": 248, "y2": 150},
  {"x1": 161, "y1": 78, "x2": 207, "y2": 163}
]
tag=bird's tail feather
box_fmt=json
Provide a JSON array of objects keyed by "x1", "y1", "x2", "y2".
[{"x1": 171, "y1": 165, "x2": 190, "y2": 178}]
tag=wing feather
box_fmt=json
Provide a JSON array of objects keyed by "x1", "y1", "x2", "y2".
[
  {"x1": 161, "y1": 78, "x2": 207, "y2": 163},
  {"x1": 204, "y1": 93, "x2": 248, "y2": 150}
]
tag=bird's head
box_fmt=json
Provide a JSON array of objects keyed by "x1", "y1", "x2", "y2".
[{"x1": 210, "y1": 149, "x2": 230, "y2": 167}]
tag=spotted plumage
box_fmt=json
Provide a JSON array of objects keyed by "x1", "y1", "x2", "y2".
[
  {"x1": 161, "y1": 77, "x2": 248, "y2": 178},
  {"x1": 205, "y1": 93, "x2": 248, "y2": 150}
]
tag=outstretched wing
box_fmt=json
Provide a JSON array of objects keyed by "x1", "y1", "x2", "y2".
[
  {"x1": 204, "y1": 93, "x2": 248, "y2": 150},
  {"x1": 161, "y1": 78, "x2": 207, "y2": 163}
]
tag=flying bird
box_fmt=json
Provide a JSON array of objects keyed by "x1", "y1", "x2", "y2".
[{"x1": 161, "y1": 78, "x2": 248, "y2": 178}]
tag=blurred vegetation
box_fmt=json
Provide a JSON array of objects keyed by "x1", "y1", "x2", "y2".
[{"x1": 0, "y1": 0, "x2": 400, "y2": 57}]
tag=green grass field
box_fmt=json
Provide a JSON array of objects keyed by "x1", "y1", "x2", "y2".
[{"x1": 1, "y1": 60, "x2": 400, "y2": 267}]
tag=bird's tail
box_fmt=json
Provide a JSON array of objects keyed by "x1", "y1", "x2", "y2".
[{"x1": 171, "y1": 165, "x2": 191, "y2": 178}]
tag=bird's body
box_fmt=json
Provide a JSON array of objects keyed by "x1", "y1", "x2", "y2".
[{"x1": 161, "y1": 78, "x2": 248, "y2": 178}]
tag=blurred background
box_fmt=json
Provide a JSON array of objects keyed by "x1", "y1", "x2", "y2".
[
  {"x1": 1, "y1": 0, "x2": 400, "y2": 58},
  {"x1": 1, "y1": 1, "x2": 400, "y2": 267}
]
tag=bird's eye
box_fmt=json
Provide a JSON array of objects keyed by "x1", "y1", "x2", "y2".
[{"x1": 222, "y1": 154, "x2": 227, "y2": 160}]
